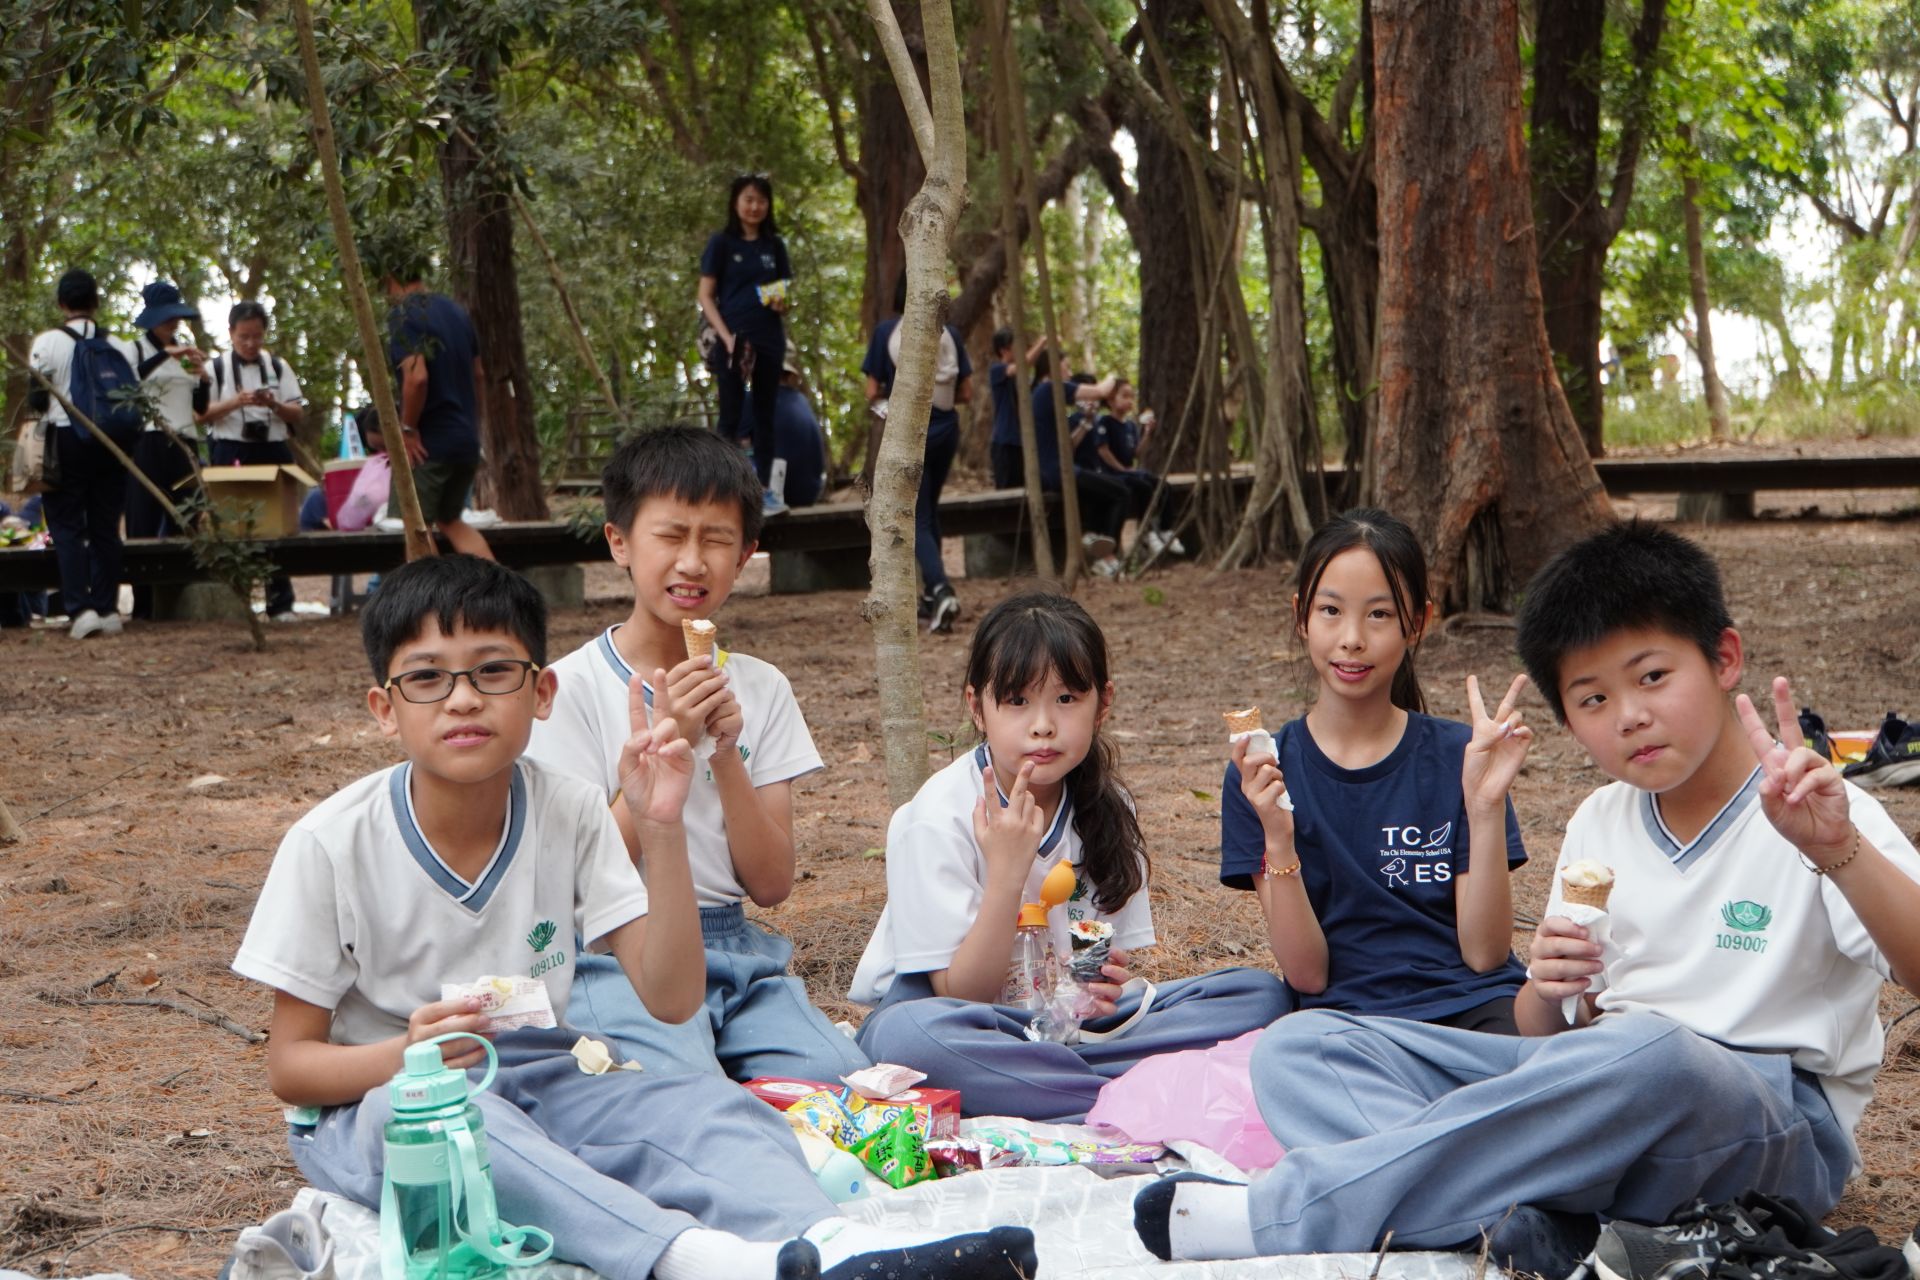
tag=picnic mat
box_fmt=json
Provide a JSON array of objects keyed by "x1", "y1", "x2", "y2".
[{"x1": 293, "y1": 1165, "x2": 1492, "y2": 1280}]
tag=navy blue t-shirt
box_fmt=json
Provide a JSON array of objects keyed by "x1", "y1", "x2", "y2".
[
  {"x1": 860, "y1": 319, "x2": 972, "y2": 435},
  {"x1": 700, "y1": 231, "x2": 792, "y2": 352},
  {"x1": 1030, "y1": 380, "x2": 1066, "y2": 485},
  {"x1": 1101, "y1": 414, "x2": 1140, "y2": 468},
  {"x1": 989, "y1": 361, "x2": 1019, "y2": 446},
  {"x1": 1220, "y1": 713, "x2": 1528, "y2": 1022},
  {"x1": 386, "y1": 291, "x2": 480, "y2": 464},
  {"x1": 768, "y1": 385, "x2": 825, "y2": 507},
  {"x1": 1070, "y1": 408, "x2": 1106, "y2": 472}
]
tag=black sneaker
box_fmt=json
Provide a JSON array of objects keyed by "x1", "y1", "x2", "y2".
[
  {"x1": 929, "y1": 585, "x2": 961, "y2": 635},
  {"x1": 1594, "y1": 1195, "x2": 1837, "y2": 1280},
  {"x1": 1799, "y1": 708, "x2": 1837, "y2": 765},
  {"x1": 1900, "y1": 1218, "x2": 1917, "y2": 1280},
  {"x1": 1723, "y1": 1230, "x2": 1914, "y2": 1280},
  {"x1": 1842, "y1": 712, "x2": 1920, "y2": 787}
]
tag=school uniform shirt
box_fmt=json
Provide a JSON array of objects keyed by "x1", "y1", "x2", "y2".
[
  {"x1": 1070, "y1": 409, "x2": 1105, "y2": 472},
  {"x1": 524, "y1": 627, "x2": 824, "y2": 907},
  {"x1": 130, "y1": 336, "x2": 204, "y2": 436},
  {"x1": 849, "y1": 746, "x2": 1157, "y2": 1005},
  {"x1": 1549, "y1": 772, "x2": 1920, "y2": 1160},
  {"x1": 700, "y1": 231, "x2": 792, "y2": 353},
  {"x1": 232, "y1": 759, "x2": 648, "y2": 1047},
  {"x1": 770, "y1": 386, "x2": 825, "y2": 506},
  {"x1": 29, "y1": 321, "x2": 135, "y2": 427},
  {"x1": 205, "y1": 350, "x2": 305, "y2": 442},
  {"x1": 1221, "y1": 714, "x2": 1528, "y2": 1022},
  {"x1": 1029, "y1": 381, "x2": 1066, "y2": 485},
  {"x1": 1100, "y1": 414, "x2": 1140, "y2": 468},
  {"x1": 860, "y1": 319, "x2": 972, "y2": 434},
  {"x1": 989, "y1": 362, "x2": 1020, "y2": 447},
  {"x1": 385, "y1": 292, "x2": 481, "y2": 464}
]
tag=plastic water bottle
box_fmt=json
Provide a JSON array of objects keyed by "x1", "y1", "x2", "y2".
[
  {"x1": 380, "y1": 1033, "x2": 553, "y2": 1280},
  {"x1": 1002, "y1": 901, "x2": 1059, "y2": 1010}
]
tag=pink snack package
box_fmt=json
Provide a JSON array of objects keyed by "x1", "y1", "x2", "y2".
[{"x1": 1086, "y1": 1028, "x2": 1284, "y2": 1170}]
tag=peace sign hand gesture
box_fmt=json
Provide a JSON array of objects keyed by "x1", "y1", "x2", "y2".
[
  {"x1": 1736, "y1": 675, "x2": 1854, "y2": 866},
  {"x1": 973, "y1": 760, "x2": 1046, "y2": 895},
  {"x1": 618, "y1": 670, "x2": 696, "y2": 829},
  {"x1": 1461, "y1": 673, "x2": 1533, "y2": 814}
]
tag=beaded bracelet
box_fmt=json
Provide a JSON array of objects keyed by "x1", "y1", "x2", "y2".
[
  {"x1": 1263, "y1": 856, "x2": 1302, "y2": 879},
  {"x1": 1802, "y1": 826, "x2": 1861, "y2": 877}
]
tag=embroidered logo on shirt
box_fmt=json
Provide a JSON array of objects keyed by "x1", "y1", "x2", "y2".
[
  {"x1": 1715, "y1": 900, "x2": 1772, "y2": 954},
  {"x1": 526, "y1": 919, "x2": 558, "y2": 952}
]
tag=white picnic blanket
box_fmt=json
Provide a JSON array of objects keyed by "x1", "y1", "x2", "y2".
[{"x1": 296, "y1": 1163, "x2": 1491, "y2": 1280}]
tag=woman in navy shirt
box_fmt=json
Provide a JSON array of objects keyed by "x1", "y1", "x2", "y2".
[{"x1": 698, "y1": 173, "x2": 792, "y2": 515}]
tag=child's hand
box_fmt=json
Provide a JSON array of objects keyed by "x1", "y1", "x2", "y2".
[
  {"x1": 1084, "y1": 947, "x2": 1135, "y2": 1018},
  {"x1": 659, "y1": 654, "x2": 728, "y2": 750},
  {"x1": 620, "y1": 676, "x2": 696, "y2": 825},
  {"x1": 1461, "y1": 673, "x2": 1533, "y2": 813},
  {"x1": 1737, "y1": 675, "x2": 1855, "y2": 866},
  {"x1": 406, "y1": 996, "x2": 493, "y2": 1069},
  {"x1": 972, "y1": 759, "x2": 1044, "y2": 891},
  {"x1": 1231, "y1": 734, "x2": 1294, "y2": 847},
  {"x1": 1525, "y1": 916, "x2": 1603, "y2": 1003},
  {"x1": 707, "y1": 684, "x2": 744, "y2": 757}
]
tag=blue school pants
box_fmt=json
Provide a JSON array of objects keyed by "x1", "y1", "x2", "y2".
[
  {"x1": 915, "y1": 417, "x2": 959, "y2": 596},
  {"x1": 570, "y1": 904, "x2": 871, "y2": 1082},
  {"x1": 1244, "y1": 1009, "x2": 1854, "y2": 1256},
  {"x1": 855, "y1": 967, "x2": 1291, "y2": 1122},
  {"x1": 289, "y1": 1024, "x2": 835, "y2": 1278}
]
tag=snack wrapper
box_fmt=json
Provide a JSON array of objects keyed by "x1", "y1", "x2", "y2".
[
  {"x1": 756, "y1": 278, "x2": 790, "y2": 307},
  {"x1": 569, "y1": 1035, "x2": 644, "y2": 1075},
  {"x1": 744, "y1": 1077, "x2": 961, "y2": 1154},
  {"x1": 1069, "y1": 920, "x2": 1114, "y2": 983},
  {"x1": 1555, "y1": 901, "x2": 1616, "y2": 1025},
  {"x1": 849, "y1": 1111, "x2": 935, "y2": 1189},
  {"x1": 1227, "y1": 721, "x2": 1294, "y2": 812},
  {"x1": 952, "y1": 1116, "x2": 1166, "y2": 1170},
  {"x1": 842, "y1": 1064, "x2": 928, "y2": 1101},
  {"x1": 440, "y1": 975, "x2": 556, "y2": 1033}
]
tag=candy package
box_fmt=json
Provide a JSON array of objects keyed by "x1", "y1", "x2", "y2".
[
  {"x1": 954, "y1": 1116, "x2": 1165, "y2": 1170},
  {"x1": 849, "y1": 1112, "x2": 934, "y2": 1189},
  {"x1": 440, "y1": 975, "x2": 556, "y2": 1033},
  {"x1": 1086, "y1": 1028, "x2": 1283, "y2": 1169}
]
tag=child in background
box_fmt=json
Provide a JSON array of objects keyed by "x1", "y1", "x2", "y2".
[
  {"x1": 526, "y1": 425, "x2": 868, "y2": 1082},
  {"x1": 1137, "y1": 522, "x2": 1920, "y2": 1279},
  {"x1": 851, "y1": 592, "x2": 1288, "y2": 1121},
  {"x1": 1221, "y1": 508, "x2": 1532, "y2": 1032},
  {"x1": 231, "y1": 554, "x2": 1036, "y2": 1280}
]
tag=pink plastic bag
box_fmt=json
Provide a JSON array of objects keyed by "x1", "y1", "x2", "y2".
[
  {"x1": 1086, "y1": 1028, "x2": 1284, "y2": 1170},
  {"x1": 335, "y1": 452, "x2": 390, "y2": 531}
]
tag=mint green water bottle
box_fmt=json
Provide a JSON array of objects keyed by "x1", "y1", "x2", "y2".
[{"x1": 379, "y1": 1033, "x2": 554, "y2": 1280}]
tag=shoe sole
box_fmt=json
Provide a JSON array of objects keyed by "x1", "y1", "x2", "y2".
[
  {"x1": 1901, "y1": 1234, "x2": 1917, "y2": 1280},
  {"x1": 1847, "y1": 759, "x2": 1920, "y2": 788},
  {"x1": 930, "y1": 599, "x2": 960, "y2": 634}
]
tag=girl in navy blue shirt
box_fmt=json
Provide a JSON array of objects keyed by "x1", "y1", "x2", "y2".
[
  {"x1": 1221, "y1": 508, "x2": 1535, "y2": 1032},
  {"x1": 698, "y1": 174, "x2": 792, "y2": 513}
]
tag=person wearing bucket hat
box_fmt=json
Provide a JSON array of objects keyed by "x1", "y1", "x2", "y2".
[{"x1": 124, "y1": 280, "x2": 211, "y2": 621}]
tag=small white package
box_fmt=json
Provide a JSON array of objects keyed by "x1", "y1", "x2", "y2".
[{"x1": 440, "y1": 975, "x2": 556, "y2": 1034}]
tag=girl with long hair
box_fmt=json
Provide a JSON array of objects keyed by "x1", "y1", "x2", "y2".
[{"x1": 697, "y1": 173, "x2": 791, "y2": 516}]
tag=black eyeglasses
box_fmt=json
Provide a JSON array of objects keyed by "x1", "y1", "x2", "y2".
[{"x1": 385, "y1": 659, "x2": 541, "y2": 704}]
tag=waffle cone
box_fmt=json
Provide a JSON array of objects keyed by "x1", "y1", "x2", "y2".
[
  {"x1": 1223, "y1": 706, "x2": 1264, "y2": 735},
  {"x1": 1560, "y1": 878, "x2": 1613, "y2": 910},
  {"x1": 682, "y1": 619, "x2": 717, "y2": 662}
]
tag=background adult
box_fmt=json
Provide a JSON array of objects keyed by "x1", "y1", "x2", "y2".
[
  {"x1": 698, "y1": 173, "x2": 792, "y2": 516},
  {"x1": 27, "y1": 269, "x2": 134, "y2": 639},
  {"x1": 124, "y1": 281, "x2": 209, "y2": 621},
  {"x1": 379, "y1": 260, "x2": 493, "y2": 559},
  {"x1": 862, "y1": 274, "x2": 971, "y2": 632},
  {"x1": 198, "y1": 300, "x2": 308, "y2": 619}
]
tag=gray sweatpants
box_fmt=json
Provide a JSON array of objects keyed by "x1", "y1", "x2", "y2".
[
  {"x1": 1246, "y1": 1009, "x2": 1855, "y2": 1256},
  {"x1": 290, "y1": 1025, "x2": 836, "y2": 1279},
  {"x1": 855, "y1": 966, "x2": 1292, "y2": 1122}
]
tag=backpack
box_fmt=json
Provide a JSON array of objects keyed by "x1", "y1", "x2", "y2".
[
  {"x1": 58, "y1": 325, "x2": 143, "y2": 444},
  {"x1": 884, "y1": 321, "x2": 961, "y2": 411}
]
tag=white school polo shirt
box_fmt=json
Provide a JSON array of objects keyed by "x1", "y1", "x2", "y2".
[
  {"x1": 1549, "y1": 770, "x2": 1920, "y2": 1158},
  {"x1": 848, "y1": 746, "x2": 1157, "y2": 1005},
  {"x1": 28, "y1": 322, "x2": 134, "y2": 427},
  {"x1": 232, "y1": 759, "x2": 649, "y2": 1047},
  {"x1": 131, "y1": 336, "x2": 203, "y2": 436},
  {"x1": 524, "y1": 626, "x2": 824, "y2": 907},
  {"x1": 206, "y1": 350, "x2": 305, "y2": 442}
]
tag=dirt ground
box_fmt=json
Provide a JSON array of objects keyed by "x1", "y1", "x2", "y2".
[{"x1": 2, "y1": 511, "x2": 1917, "y2": 1278}]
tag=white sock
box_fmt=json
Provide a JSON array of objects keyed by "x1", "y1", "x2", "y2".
[
  {"x1": 1168, "y1": 1179, "x2": 1257, "y2": 1261},
  {"x1": 654, "y1": 1227, "x2": 792, "y2": 1280}
]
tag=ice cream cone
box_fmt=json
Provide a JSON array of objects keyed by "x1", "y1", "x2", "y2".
[
  {"x1": 1223, "y1": 706, "x2": 1264, "y2": 735},
  {"x1": 1560, "y1": 870, "x2": 1614, "y2": 910},
  {"x1": 682, "y1": 618, "x2": 717, "y2": 662}
]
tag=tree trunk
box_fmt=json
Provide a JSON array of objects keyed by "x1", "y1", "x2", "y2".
[
  {"x1": 855, "y1": 27, "x2": 927, "y2": 336},
  {"x1": 415, "y1": 1, "x2": 549, "y2": 521},
  {"x1": 1371, "y1": 0, "x2": 1611, "y2": 610},
  {"x1": 864, "y1": 0, "x2": 968, "y2": 807},
  {"x1": 0, "y1": 20, "x2": 57, "y2": 437},
  {"x1": 1677, "y1": 125, "x2": 1731, "y2": 441}
]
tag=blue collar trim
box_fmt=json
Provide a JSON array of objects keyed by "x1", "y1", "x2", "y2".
[
  {"x1": 1639, "y1": 766, "x2": 1764, "y2": 872},
  {"x1": 389, "y1": 762, "x2": 526, "y2": 913},
  {"x1": 972, "y1": 743, "x2": 1072, "y2": 857},
  {"x1": 594, "y1": 626, "x2": 653, "y2": 707}
]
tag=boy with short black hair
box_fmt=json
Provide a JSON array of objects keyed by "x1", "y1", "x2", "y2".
[
  {"x1": 1133, "y1": 521, "x2": 1920, "y2": 1278},
  {"x1": 527, "y1": 425, "x2": 869, "y2": 1082},
  {"x1": 234, "y1": 553, "x2": 1036, "y2": 1280}
]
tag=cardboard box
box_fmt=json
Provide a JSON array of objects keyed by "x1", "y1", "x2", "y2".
[
  {"x1": 197, "y1": 464, "x2": 316, "y2": 538},
  {"x1": 743, "y1": 1076, "x2": 961, "y2": 1141}
]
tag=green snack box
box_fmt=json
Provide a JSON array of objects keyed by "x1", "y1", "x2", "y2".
[{"x1": 849, "y1": 1111, "x2": 934, "y2": 1189}]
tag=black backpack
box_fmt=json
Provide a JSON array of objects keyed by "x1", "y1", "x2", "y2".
[{"x1": 58, "y1": 325, "x2": 144, "y2": 443}]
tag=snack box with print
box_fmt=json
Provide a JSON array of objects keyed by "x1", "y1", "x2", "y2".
[{"x1": 744, "y1": 1076, "x2": 962, "y2": 1141}]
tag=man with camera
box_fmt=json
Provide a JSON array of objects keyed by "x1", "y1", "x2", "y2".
[{"x1": 198, "y1": 300, "x2": 307, "y2": 620}]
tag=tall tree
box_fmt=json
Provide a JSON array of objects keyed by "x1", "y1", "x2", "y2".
[
  {"x1": 1530, "y1": 0, "x2": 1668, "y2": 456},
  {"x1": 1371, "y1": 0, "x2": 1610, "y2": 607}
]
